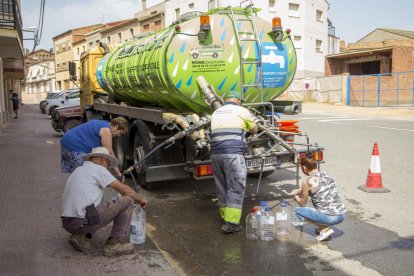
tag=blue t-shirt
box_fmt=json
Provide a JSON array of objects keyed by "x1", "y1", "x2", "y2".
[{"x1": 61, "y1": 120, "x2": 110, "y2": 153}]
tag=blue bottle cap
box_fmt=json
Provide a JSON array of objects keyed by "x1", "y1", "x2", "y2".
[
  {"x1": 265, "y1": 207, "x2": 270, "y2": 211},
  {"x1": 260, "y1": 201, "x2": 268, "y2": 207},
  {"x1": 281, "y1": 201, "x2": 287, "y2": 207}
]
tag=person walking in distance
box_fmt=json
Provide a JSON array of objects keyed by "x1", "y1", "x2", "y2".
[
  {"x1": 10, "y1": 90, "x2": 19, "y2": 119},
  {"x1": 61, "y1": 147, "x2": 148, "y2": 256},
  {"x1": 210, "y1": 91, "x2": 258, "y2": 233},
  {"x1": 294, "y1": 156, "x2": 346, "y2": 241}
]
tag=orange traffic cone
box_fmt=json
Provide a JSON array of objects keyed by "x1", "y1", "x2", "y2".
[{"x1": 358, "y1": 143, "x2": 390, "y2": 193}]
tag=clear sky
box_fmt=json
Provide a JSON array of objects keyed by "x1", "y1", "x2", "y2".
[{"x1": 21, "y1": 0, "x2": 414, "y2": 51}]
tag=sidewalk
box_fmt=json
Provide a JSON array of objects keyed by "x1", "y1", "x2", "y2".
[{"x1": 0, "y1": 105, "x2": 176, "y2": 275}]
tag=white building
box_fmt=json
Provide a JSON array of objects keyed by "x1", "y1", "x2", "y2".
[
  {"x1": 23, "y1": 49, "x2": 56, "y2": 103},
  {"x1": 163, "y1": 0, "x2": 333, "y2": 78}
]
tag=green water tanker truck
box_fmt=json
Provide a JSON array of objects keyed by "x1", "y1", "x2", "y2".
[{"x1": 74, "y1": 5, "x2": 323, "y2": 190}]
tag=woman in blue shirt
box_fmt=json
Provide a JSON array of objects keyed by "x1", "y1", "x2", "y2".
[{"x1": 60, "y1": 117, "x2": 128, "y2": 177}]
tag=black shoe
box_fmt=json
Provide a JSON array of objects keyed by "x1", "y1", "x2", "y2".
[{"x1": 221, "y1": 222, "x2": 243, "y2": 233}]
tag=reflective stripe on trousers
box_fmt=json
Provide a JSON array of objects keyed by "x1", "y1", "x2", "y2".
[{"x1": 211, "y1": 153, "x2": 247, "y2": 224}]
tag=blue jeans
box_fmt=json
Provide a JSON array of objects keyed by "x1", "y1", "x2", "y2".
[{"x1": 295, "y1": 207, "x2": 345, "y2": 226}]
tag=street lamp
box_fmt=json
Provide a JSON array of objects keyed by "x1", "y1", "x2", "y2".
[{"x1": 23, "y1": 27, "x2": 39, "y2": 52}]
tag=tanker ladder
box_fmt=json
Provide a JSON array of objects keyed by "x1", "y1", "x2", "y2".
[{"x1": 227, "y1": 1, "x2": 264, "y2": 102}]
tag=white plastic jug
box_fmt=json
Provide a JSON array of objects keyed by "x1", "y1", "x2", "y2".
[{"x1": 130, "y1": 205, "x2": 146, "y2": 244}]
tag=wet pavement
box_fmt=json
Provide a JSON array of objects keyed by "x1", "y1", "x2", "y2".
[
  {"x1": 0, "y1": 105, "x2": 176, "y2": 275},
  {"x1": 147, "y1": 177, "x2": 414, "y2": 276},
  {"x1": 1, "y1": 104, "x2": 413, "y2": 275}
]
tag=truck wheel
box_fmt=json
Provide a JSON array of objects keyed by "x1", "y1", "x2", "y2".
[
  {"x1": 114, "y1": 135, "x2": 128, "y2": 171},
  {"x1": 249, "y1": 170, "x2": 274, "y2": 178},
  {"x1": 63, "y1": 119, "x2": 81, "y2": 133},
  {"x1": 132, "y1": 122, "x2": 162, "y2": 191}
]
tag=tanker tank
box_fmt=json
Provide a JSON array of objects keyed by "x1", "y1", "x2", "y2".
[{"x1": 97, "y1": 7, "x2": 297, "y2": 113}]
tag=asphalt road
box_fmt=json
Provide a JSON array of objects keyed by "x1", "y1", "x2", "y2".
[{"x1": 142, "y1": 104, "x2": 414, "y2": 276}]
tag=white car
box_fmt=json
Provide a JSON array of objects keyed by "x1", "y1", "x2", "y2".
[{"x1": 44, "y1": 89, "x2": 81, "y2": 115}]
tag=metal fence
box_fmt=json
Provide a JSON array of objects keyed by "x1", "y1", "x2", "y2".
[{"x1": 347, "y1": 71, "x2": 414, "y2": 107}]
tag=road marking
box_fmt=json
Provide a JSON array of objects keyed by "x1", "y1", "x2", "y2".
[
  {"x1": 324, "y1": 122, "x2": 352, "y2": 125},
  {"x1": 301, "y1": 244, "x2": 382, "y2": 276},
  {"x1": 318, "y1": 118, "x2": 370, "y2": 122},
  {"x1": 368, "y1": 126, "x2": 414, "y2": 132},
  {"x1": 146, "y1": 223, "x2": 187, "y2": 276},
  {"x1": 296, "y1": 116, "x2": 350, "y2": 120}
]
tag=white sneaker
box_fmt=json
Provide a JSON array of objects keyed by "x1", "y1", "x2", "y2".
[{"x1": 316, "y1": 228, "x2": 334, "y2": 241}]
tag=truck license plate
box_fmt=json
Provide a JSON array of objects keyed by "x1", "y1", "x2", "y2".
[{"x1": 246, "y1": 156, "x2": 277, "y2": 168}]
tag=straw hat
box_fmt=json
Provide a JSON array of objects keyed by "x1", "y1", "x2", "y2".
[{"x1": 83, "y1": 147, "x2": 119, "y2": 168}]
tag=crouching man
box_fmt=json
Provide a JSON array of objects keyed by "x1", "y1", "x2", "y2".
[{"x1": 61, "y1": 147, "x2": 148, "y2": 256}]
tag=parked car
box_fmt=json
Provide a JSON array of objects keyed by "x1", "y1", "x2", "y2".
[
  {"x1": 39, "y1": 92, "x2": 64, "y2": 113},
  {"x1": 51, "y1": 104, "x2": 82, "y2": 133},
  {"x1": 44, "y1": 89, "x2": 80, "y2": 115}
]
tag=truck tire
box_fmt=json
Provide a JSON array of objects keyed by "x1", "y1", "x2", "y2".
[
  {"x1": 249, "y1": 170, "x2": 274, "y2": 178},
  {"x1": 63, "y1": 119, "x2": 81, "y2": 133},
  {"x1": 132, "y1": 121, "x2": 163, "y2": 191},
  {"x1": 114, "y1": 135, "x2": 128, "y2": 171}
]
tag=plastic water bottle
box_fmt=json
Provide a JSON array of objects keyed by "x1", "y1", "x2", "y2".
[
  {"x1": 246, "y1": 207, "x2": 260, "y2": 240},
  {"x1": 291, "y1": 201, "x2": 304, "y2": 227},
  {"x1": 276, "y1": 201, "x2": 290, "y2": 235},
  {"x1": 256, "y1": 201, "x2": 267, "y2": 236},
  {"x1": 130, "y1": 205, "x2": 146, "y2": 244},
  {"x1": 260, "y1": 207, "x2": 275, "y2": 241}
]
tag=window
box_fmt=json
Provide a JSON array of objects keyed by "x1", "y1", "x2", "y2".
[
  {"x1": 143, "y1": 24, "x2": 149, "y2": 30},
  {"x1": 118, "y1": 32, "x2": 122, "y2": 43},
  {"x1": 77, "y1": 47, "x2": 80, "y2": 55},
  {"x1": 82, "y1": 45, "x2": 85, "y2": 52},
  {"x1": 208, "y1": 0, "x2": 215, "y2": 10},
  {"x1": 288, "y1": 3, "x2": 299, "y2": 17},
  {"x1": 316, "y1": 39, "x2": 322, "y2": 52},
  {"x1": 293, "y1": 35, "x2": 302, "y2": 49},
  {"x1": 316, "y1": 10, "x2": 323, "y2": 22},
  {"x1": 155, "y1": 20, "x2": 161, "y2": 26},
  {"x1": 349, "y1": 61, "x2": 381, "y2": 75},
  {"x1": 269, "y1": 0, "x2": 276, "y2": 13},
  {"x1": 67, "y1": 92, "x2": 80, "y2": 99},
  {"x1": 89, "y1": 42, "x2": 93, "y2": 47},
  {"x1": 107, "y1": 36, "x2": 111, "y2": 43},
  {"x1": 81, "y1": 61, "x2": 87, "y2": 82},
  {"x1": 175, "y1": 8, "x2": 180, "y2": 20},
  {"x1": 189, "y1": 3, "x2": 194, "y2": 9},
  {"x1": 129, "y1": 28, "x2": 134, "y2": 37}
]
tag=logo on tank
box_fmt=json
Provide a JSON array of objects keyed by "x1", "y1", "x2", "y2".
[{"x1": 261, "y1": 42, "x2": 288, "y2": 88}]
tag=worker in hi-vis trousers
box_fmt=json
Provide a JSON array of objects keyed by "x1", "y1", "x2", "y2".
[{"x1": 210, "y1": 91, "x2": 258, "y2": 233}]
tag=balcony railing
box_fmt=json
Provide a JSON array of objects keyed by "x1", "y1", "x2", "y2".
[{"x1": 0, "y1": 0, "x2": 23, "y2": 42}]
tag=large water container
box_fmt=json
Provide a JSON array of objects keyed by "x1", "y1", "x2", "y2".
[
  {"x1": 246, "y1": 207, "x2": 260, "y2": 240},
  {"x1": 97, "y1": 7, "x2": 297, "y2": 113},
  {"x1": 291, "y1": 201, "x2": 304, "y2": 227},
  {"x1": 275, "y1": 201, "x2": 290, "y2": 235},
  {"x1": 260, "y1": 207, "x2": 275, "y2": 241},
  {"x1": 130, "y1": 205, "x2": 146, "y2": 244}
]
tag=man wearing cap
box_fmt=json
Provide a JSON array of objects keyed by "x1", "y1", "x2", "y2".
[
  {"x1": 210, "y1": 91, "x2": 258, "y2": 233},
  {"x1": 61, "y1": 147, "x2": 148, "y2": 256}
]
